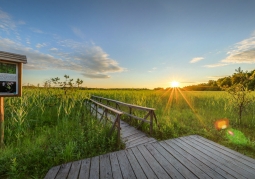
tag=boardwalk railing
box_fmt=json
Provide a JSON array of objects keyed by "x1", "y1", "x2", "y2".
[
  {"x1": 85, "y1": 98, "x2": 123, "y2": 146},
  {"x1": 91, "y1": 95, "x2": 158, "y2": 135}
]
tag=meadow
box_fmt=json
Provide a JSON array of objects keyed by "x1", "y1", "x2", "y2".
[{"x1": 1, "y1": 87, "x2": 255, "y2": 178}]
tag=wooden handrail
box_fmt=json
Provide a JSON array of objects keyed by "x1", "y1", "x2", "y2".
[
  {"x1": 91, "y1": 95, "x2": 159, "y2": 135},
  {"x1": 90, "y1": 99, "x2": 123, "y2": 115},
  {"x1": 91, "y1": 95, "x2": 155, "y2": 111}
]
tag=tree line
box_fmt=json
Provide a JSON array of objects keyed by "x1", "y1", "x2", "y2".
[{"x1": 183, "y1": 67, "x2": 255, "y2": 91}]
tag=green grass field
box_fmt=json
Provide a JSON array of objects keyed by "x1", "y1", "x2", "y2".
[{"x1": 1, "y1": 88, "x2": 255, "y2": 178}]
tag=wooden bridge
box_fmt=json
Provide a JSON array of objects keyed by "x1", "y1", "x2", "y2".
[{"x1": 45, "y1": 97, "x2": 255, "y2": 178}]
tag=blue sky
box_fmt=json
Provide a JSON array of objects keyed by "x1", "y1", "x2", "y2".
[{"x1": 0, "y1": 0, "x2": 255, "y2": 88}]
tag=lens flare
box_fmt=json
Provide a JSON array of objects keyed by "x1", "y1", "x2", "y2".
[{"x1": 214, "y1": 119, "x2": 229, "y2": 130}]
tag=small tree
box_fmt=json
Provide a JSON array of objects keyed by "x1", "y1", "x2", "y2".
[
  {"x1": 227, "y1": 84, "x2": 252, "y2": 125},
  {"x1": 76, "y1": 78, "x2": 83, "y2": 88}
]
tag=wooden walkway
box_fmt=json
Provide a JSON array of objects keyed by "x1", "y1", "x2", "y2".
[
  {"x1": 91, "y1": 104, "x2": 157, "y2": 148},
  {"x1": 45, "y1": 135, "x2": 255, "y2": 179}
]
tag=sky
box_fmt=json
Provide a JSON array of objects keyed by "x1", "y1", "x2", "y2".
[{"x1": 0, "y1": 0, "x2": 255, "y2": 89}]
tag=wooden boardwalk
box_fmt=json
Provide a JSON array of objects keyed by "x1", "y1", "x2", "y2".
[
  {"x1": 92, "y1": 104, "x2": 157, "y2": 148},
  {"x1": 45, "y1": 135, "x2": 255, "y2": 179}
]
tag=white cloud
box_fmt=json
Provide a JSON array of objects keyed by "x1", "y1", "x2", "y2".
[
  {"x1": 222, "y1": 33, "x2": 255, "y2": 64},
  {"x1": 0, "y1": 9, "x2": 16, "y2": 33},
  {"x1": 72, "y1": 27, "x2": 85, "y2": 39},
  {"x1": 0, "y1": 37, "x2": 124, "y2": 78},
  {"x1": 190, "y1": 57, "x2": 204, "y2": 63},
  {"x1": 203, "y1": 63, "x2": 228, "y2": 68},
  {"x1": 50, "y1": 48, "x2": 58, "y2": 51},
  {"x1": 36, "y1": 43, "x2": 47, "y2": 48}
]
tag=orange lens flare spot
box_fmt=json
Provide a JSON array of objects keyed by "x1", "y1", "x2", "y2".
[{"x1": 214, "y1": 119, "x2": 229, "y2": 130}]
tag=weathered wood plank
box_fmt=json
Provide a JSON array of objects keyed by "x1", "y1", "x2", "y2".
[
  {"x1": 89, "y1": 156, "x2": 100, "y2": 179},
  {"x1": 44, "y1": 165, "x2": 60, "y2": 179},
  {"x1": 127, "y1": 138, "x2": 156, "y2": 149},
  {"x1": 186, "y1": 136, "x2": 255, "y2": 178},
  {"x1": 154, "y1": 142, "x2": 198, "y2": 179},
  {"x1": 79, "y1": 159, "x2": 91, "y2": 179},
  {"x1": 116, "y1": 150, "x2": 136, "y2": 179},
  {"x1": 180, "y1": 137, "x2": 248, "y2": 179},
  {"x1": 123, "y1": 131, "x2": 146, "y2": 139},
  {"x1": 192, "y1": 135, "x2": 255, "y2": 168},
  {"x1": 125, "y1": 148, "x2": 147, "y2": 179},
  {"x1": 100, "y1": 154, "x2": 113, "y2": 179},
  {"x1": 169, "y1": 139, "x2": 225, "y2": 179},
  {"x1": 55, "y1": 162, "x2": 72, "y2": 179},
  {"x1": 131, "y1": 146, "x2": 158, "y2": 179},
  {"x1": 109, "y1": 152, "x2": 123, "y2": 179},
  {"x1": 67, "y1": 160, "x2": 81, "y2": 179},
  {"x1": 137, "y1": 144, "x2": 170, "y2": 179},
  {"x1": 121, "y1": 129, "x2": 144, "y2": 138},
  {"x1": 145, "y1": 143, "x2": 185, "y2": 179},
  {"x1": 179, "y1": 137, "x2": 243, "y2": 179},
  {"x1": 123, "y1": 133, "x2": 147, "y2": 143}
]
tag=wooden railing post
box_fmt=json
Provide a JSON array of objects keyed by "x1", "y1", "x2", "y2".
[
  {"x1": 95, "y1": 103, "x2": 98, "y2": 119},
  {"x1": 117, "y1": 114, "x2": 120, "y2": 147},
  {"x1": 150, "y1": 110, "x2": 153, "y2": 135}
]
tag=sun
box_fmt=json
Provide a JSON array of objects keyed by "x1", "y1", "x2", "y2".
[{"x1": 170, "y1": 81, "x2": 179, "y2": 88}]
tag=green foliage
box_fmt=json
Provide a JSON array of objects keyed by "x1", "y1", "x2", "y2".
[
  {"x1": 183, "y1": 68, "x2": 255, "y2": 91},
  {"x1": 0, "y1": 88, "x2": 119, "y2": 178},
  {"x1": 227, "y1": 84, "x2": 253, "y2": 125},
  {"x1": 1, "y1": 88, "x2": 255, "y2": 178}
]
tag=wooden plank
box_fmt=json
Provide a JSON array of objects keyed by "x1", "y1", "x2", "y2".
[
  {"x1": 186, "y1": 136, "x2": 255, "y2": 178},
  {"x1": 55, "y1": 162, "x2": 72, "y2": 179},
  {"x1": 175, "y1": 137, "x2": 237, "y2": 179},
  {"x1": 89, "y1": 156, "x2": 100, "y2": 179},
  {"x1": 168, "y1": 139, "x2": 225, "y2": 179},
  {"x1": 122, "y1": 133, "x2": 146, "y2": 140},
  {"x1": 121, "y1": 129, "x2": 144, "y2": 138},
  {"x1": 126, "y1": 138, "x2": 156, "y2": 149},
  {"x1": 193, "y1": 135, "x2": 255, "y2": 168},
  {"x1": 44, "y1": 165, "x2": 60, "y2": 179},
  {"x1": 137, "y1": 144, "x2": 170, "y2": 179},
  {"x1": 182, "y1": 137, "x2": 254, "y2": 178},
  {"x1": 79, "y1": 159, "x2": 91, "y2": 179},
  {"x1": 154, "y1": 142, "x2": 198, "y2": 179},
  {"x1": 100, "y1": 154, "x2": 113, "y2": 179},
  {"x1": 145, "y1": 143, "x2": 185, "y2": 179},
  {"x1": 125, "y1": 148, "x2": 147, "y2": 179},
  {"x1": 131, "y1": 146, "x2": 158, "y2": 179},
  {"x1": 116, "y1": 150, "x2": 136, "y2": 179},
  {"x1": 67, "y1": 160, "x2": 81, "y2": 179},
  {"x1": 109, "y1": 152, "x2": 123, "y2": 179},
  {"x1": 123, "y1": 133, "x2": 147, "y2": 143}
]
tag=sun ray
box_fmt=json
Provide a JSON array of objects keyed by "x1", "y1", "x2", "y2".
[{"x1": 176, "y1": 88, "x2": 208, "y2": 130}]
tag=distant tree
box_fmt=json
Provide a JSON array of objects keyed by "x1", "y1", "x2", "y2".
[{"x1": 154, "y1": 87, "x2": 164, "y2": 90}]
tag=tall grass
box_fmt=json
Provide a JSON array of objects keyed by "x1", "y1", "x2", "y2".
[{"x1": 0, "y1": 88, "x2": 119, "y2": 178}]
